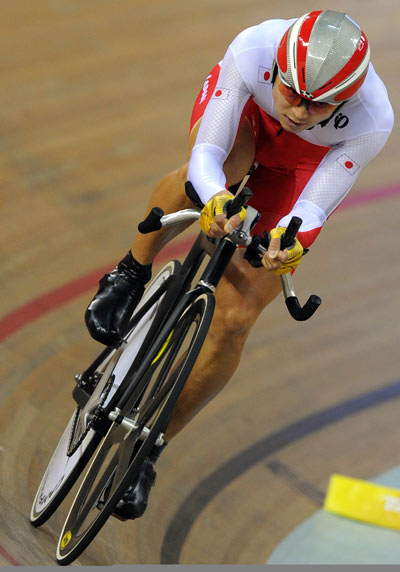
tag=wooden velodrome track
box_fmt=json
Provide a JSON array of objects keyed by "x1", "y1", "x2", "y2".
[{"x1": 1, "y1": 0, "x2": 400, "y2": 566}]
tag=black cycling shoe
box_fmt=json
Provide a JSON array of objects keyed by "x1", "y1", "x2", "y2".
[
  {"x1": 112, "y1": 443, "x2": 166, "y2": 521},
  {"x1": 112, "y1": 458, "x2": 156, "y2": 521},
  {"x1": 85, "y1": 251, "x2": 152, "y2": 346}
]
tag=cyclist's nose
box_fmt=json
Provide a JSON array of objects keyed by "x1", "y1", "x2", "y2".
[{"x1": 292, "y1": 101, "x2": 310, "y2": 120}]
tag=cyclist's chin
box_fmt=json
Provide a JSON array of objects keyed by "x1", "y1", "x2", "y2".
[{"x1": 280, "y1": 114, "x2": 312, "y2": 133}]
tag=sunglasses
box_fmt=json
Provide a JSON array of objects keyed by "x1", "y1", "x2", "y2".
[{"x1": 277, "y1": 79, "x2": 338, "y2": 114}]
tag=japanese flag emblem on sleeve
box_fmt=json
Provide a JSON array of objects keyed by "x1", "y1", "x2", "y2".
[
  {"x1": 212, "y1": 87, "x2": 230, "y2": 100},
  {"x1": 337, "y1": 153, "x2": 360, "y2": 176},
  {"x1": 257, "y1": 66, "x2": 272, "y2": 83}
]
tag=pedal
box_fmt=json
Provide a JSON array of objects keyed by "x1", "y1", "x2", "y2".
[{"x1": 72, "y1": 384, "x2": 91, "y2": 408}]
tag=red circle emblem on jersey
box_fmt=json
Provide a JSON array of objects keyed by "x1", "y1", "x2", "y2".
[
  {"x1": 264, "y1": 71, "x2": 270, "y2": 81},
  {"x1": 345, "y1": 161, "x2": 354, "y2": 169},
  {"x1": 215, "y1": 89, "x2": 222, "y2": 97}
]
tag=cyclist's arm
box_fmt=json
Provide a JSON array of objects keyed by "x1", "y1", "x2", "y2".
[
  {"x1": 187, "y1": 46, "x2": 252, "y2": 204},
  {"x1": 277, "y1": 130, "x2": 392, "y2": 249}
]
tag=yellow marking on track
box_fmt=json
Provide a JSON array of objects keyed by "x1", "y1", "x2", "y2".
[{"x1": 325, "y1": 473, "x2": 400, "y2": 530}]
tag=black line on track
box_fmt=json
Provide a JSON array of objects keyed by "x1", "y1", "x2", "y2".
[
  {"x1": 266, "y1": 459, "x2": 325, "y2": 505},
  {"x1": 160, "y1": 378, "x2": 400, "y2": 563}
]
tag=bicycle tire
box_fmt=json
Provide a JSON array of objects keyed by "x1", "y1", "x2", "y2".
[
  {"x1": 56, "y1": 291, "x2": 214, "y2": 565},
  {"x1": 30, "y1": 260, "x2": 180, "y2": 527}
]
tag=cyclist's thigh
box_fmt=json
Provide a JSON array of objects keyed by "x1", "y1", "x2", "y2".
[{"x1": 213, "y1": 248, "x2": 282, "y2": 332}]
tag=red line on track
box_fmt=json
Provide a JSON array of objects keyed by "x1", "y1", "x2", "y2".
[
  {"x1": 1, "y1": 184, "x2": 399, "y2": 343},
  {"x1": 336, "y1": 182, "x2": 400, "y2": 209},
  {"x1": 0, "y1": 544, "x2": 21, "y2": 566},
  {"x1": 0, "y1": 236, "x2": 196, "y2": 343}
]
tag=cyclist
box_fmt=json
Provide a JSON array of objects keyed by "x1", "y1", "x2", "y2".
[{"x1": 85, "y1": 11, "x2": 393, "y2": 520}]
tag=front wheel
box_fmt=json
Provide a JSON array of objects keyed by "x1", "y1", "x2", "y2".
[{"x1": 56, "y1": 291, "x2": 215, "y2": 565}]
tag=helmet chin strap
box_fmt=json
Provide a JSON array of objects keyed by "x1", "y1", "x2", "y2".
[{"x1": 271, "y1": 60, "x2": 279, "y2": 85}]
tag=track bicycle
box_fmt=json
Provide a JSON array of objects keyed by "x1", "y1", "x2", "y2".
[{"x1": 30, "y1": 183, "x2": 321, "y2": 565}]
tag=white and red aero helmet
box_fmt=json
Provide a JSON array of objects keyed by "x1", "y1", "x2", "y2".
[{"x1": 276, "y1": 10, "x2": 370, "y2": 104}]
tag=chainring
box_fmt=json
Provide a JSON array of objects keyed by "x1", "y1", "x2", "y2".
[{"x1": 67, "y1": 345, "x2": 125, "y2": 456}]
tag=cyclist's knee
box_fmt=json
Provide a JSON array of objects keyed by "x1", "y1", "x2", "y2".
[
  {"x1": 212, "y1": 264, "x2": 278, "y2": 343},
  {"x1": 213, "y1": 292, "x2": 261, "y2": 340},
  {"x1": 176, "y1": 162, "x2": 189, "y2": 184},
  {"x1": 225, "y1": 307, "x2": 256, "y2": 339}
]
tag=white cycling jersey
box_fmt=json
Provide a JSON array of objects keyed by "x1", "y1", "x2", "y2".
[{"x1": 187, "y1": 18, "x2": 394, "y2": 234}]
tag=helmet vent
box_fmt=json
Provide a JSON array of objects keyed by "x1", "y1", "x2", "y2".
[{"x1": 306, "y1": 11, "x2": 361, "y2": 93}]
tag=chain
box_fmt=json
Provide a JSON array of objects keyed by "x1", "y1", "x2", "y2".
[{"x1": 67, "y1": 375, "x2": 114, "y2": 457}]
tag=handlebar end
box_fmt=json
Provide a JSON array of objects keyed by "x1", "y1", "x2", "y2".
[
  {"x1": 285, "y1": 294, "x2": 321, "y2": 321},
  {"x1": 138, "y1": 207, "x2": 164, "y2": 234},
  {"x1": 280, "y1": 216, "x2": 302, "y2": 249}
]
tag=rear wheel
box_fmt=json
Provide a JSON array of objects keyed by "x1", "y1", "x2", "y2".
[
  {"x1": 30, "y1": 260, "x2": 180, "y2": 527},
  {"x1": 56, "y1": 292, "x2": 214, "y2": 565},
  {"x1": 30, "y1": 415, "x2": 101, "y2": 527}
]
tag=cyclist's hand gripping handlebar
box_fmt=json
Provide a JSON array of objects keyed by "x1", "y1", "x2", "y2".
[
  {"x1": 198, "y1": 187, "x2": 252, "y2": 236},
  {"x1": 248, "y1": 216, "x2": 321, "y2": 320},
  {"x1": 279, "y1": 216, "x2": 302, "y2": 250},
  {"x1": 224, "y1": 187, "x2": 253, "y2": 218},
  {"x1": 185, "y1": 180, "x2": 253, "y2": 216},
  {"x1": 137, "y1": 184, "x2": 253, "y2": 234},
  {"x1": 275, "y1": 217, "x2": 321, "y2": 321}
]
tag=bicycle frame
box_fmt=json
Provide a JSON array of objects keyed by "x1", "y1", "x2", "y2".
[
  {"x1": 102, "y1": 230, "x2": 238, "y2": 417},
  {"x1": 75, "y1": 189, "x2": 321, "y2": 424}
]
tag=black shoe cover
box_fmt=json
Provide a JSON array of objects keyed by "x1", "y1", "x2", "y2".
[
  {"x1": 85, "y1": 252, "x2": 151, "y2": 346},
  {"x1": 112, "y1": 458, "x2": 156, "y2": 521}
]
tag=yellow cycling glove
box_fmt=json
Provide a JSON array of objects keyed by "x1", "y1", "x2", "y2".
[
  {"x1": 268, "y1": 226, "x2": 304, "y2": 275},
  {"x1": 199, "y1": 193, "x2": 247, "y2": 235}
]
